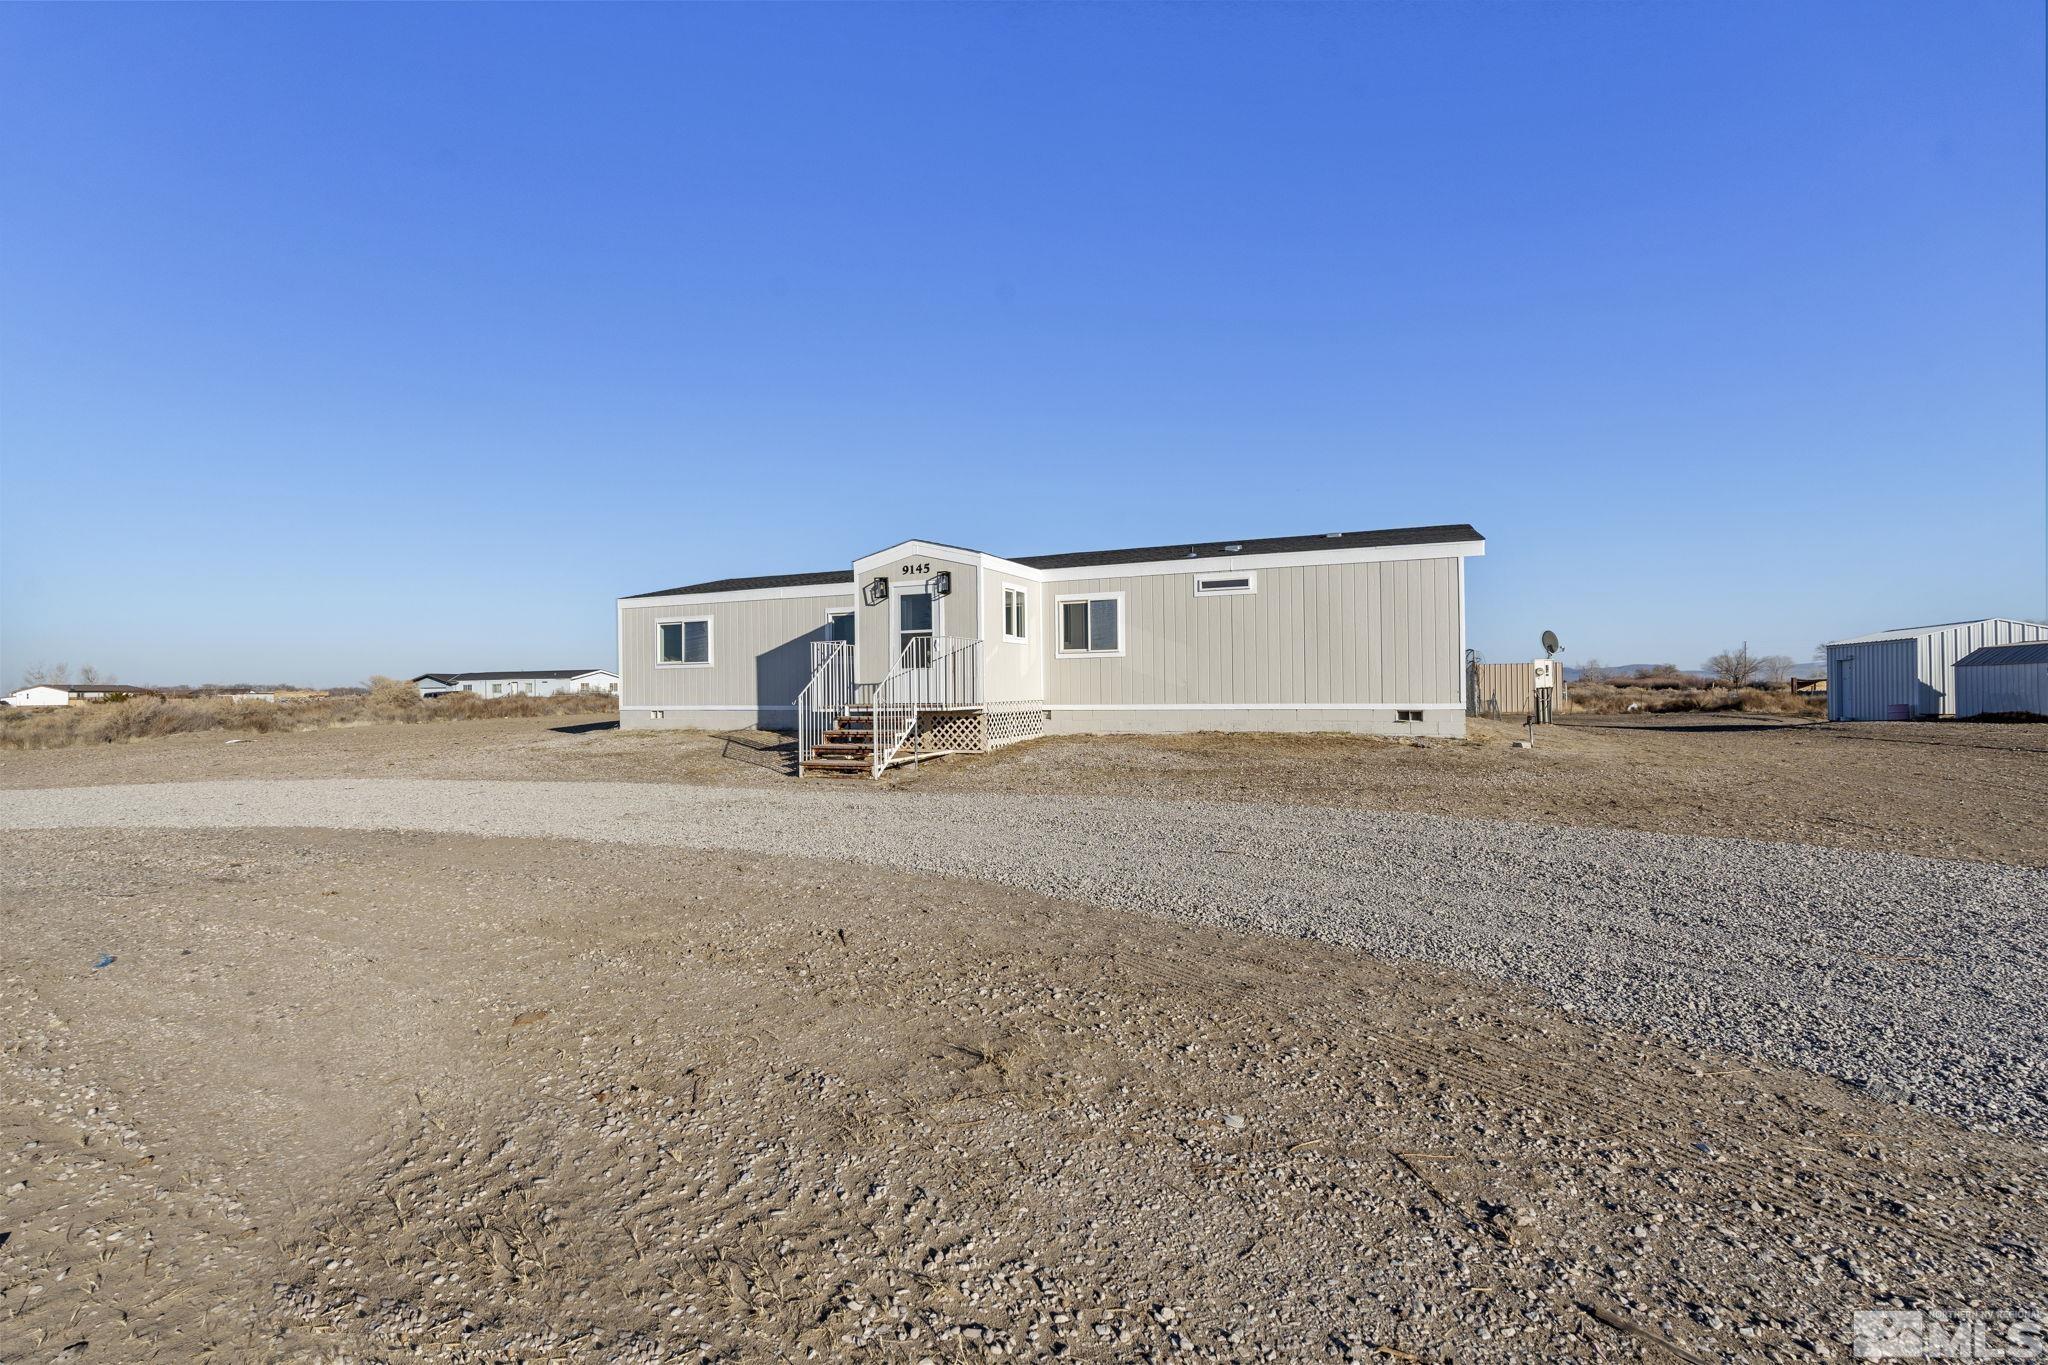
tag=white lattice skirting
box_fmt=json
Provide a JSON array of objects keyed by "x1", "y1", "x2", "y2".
[
  {"x1": 983, "y1": 704, "x2": 1049, "y2": 749},
  {"x1": 901, "y1": 704, "x2": 1049, "y2": 756}
]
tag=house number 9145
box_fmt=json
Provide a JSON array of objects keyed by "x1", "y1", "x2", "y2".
[{"x1": 900, "y1": 562, "x2": 932, "y2": 576}]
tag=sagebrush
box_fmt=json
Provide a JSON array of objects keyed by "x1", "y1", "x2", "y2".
[
  {"x1": 1563, "y1": 683, "x2": 1824, "y2": 717},
  {"x1": 0, "y1": 677, "x2": 617, "y2": 752}
]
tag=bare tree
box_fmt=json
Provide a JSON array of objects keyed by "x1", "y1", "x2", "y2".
[
  {"x1": 1757, "y1": 654, "x2": 1796, "y2": 686},
  {"x1": 1704, "y1": 643, "x2": 1760, "y2": 688},
  {"x1": 1578, "y1": 658, "x2": 1611, "y2": 684},
  {"x1": 76, "y1": 663, "x2": 102, "y2": 684},
  {"x1": 19, "y1": 662, "x2": 68, "y2": 688}
]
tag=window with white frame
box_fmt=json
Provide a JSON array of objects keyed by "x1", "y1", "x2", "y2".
[
  {"x1": 658, "y1": 617, "x2": 712, "y2": 666},
  {"x1": 825, "y1": 610, "x2": 855, "y2": 643},
  {"x1": 1002, "y1": 586, "x2": 1027, "y2": 641},
  {"x1": 1194, "y1": 571, "x2": 1257, "y2": 596},
  {"x1": 1057, "y1": 593, "x2": 1123, "y2": 656}
]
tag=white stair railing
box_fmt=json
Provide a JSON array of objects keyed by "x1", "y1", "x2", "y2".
[
  {"x1": 795, "y1": 640, "x2": 852, "y2": 776},
  {"x1": 870, "y1": 635, "x2": 982, "y2": 775}
]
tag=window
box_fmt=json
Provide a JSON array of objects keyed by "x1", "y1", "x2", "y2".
[
  {"x1": 1056, "y1": 593, "x2": 1123, "y2": 657},
  {"x1": 1194, "y1": 571, "x2": 1257, "y2": 596},
  {"x1": 1002, "y1": 586, "x2": 1027, "y2": 641},
  {"x1": 825, "y1": 610, "x2": 855, "y2": 643},
  {"x1": 658, "y1": 617, "x2": 712, "y2": 666},
  {"x1": 490, "y1": 682, "x2": 506, "y2": 696},
  {"x1": 898, "y1": 591, "x2": 934, "y2": 665},
  {"x1": 1396, "y1": 709, "x2": 1423, "y2": 723}
]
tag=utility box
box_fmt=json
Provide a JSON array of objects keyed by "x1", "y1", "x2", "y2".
[{"x1": 1531, "y1": 659, "x2": 1556, "y2": 690}]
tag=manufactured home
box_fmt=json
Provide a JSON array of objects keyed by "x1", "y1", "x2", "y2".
[
  {"x1": 618, "y1": 524, "x2": 1485, "y2": 775},
  {"x1": 413, "y1": 670, "x2": 620, "y2": 699},
  {"x1": 3, "y1": 682, "x2": 163, "y2": 707},
  {"x1": 1823, "y1": 619, "x2": 2048, "y2": 721}
]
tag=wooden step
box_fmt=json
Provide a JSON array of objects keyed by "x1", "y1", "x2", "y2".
[{"x1": 801, "y1": 756, "x2": 872, "y2": 774}]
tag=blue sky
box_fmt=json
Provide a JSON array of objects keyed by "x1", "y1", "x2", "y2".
[{"x1": 2, "y1": 3, "x2": 2041, "y2": 685}]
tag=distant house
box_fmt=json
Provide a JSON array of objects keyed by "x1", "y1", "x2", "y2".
[
  {"x1": 412, "y1": 670, "x2": 620, "y2": 699},
  {"x1": 2, "y1": 682, "x2": 163, "y2": 708}
]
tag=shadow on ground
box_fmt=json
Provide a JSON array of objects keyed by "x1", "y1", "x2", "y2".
[
  {"x1": 721, "y1": 730, "x2": 796, "y2": 775},
  {"x1": 550, "y1": 720, "x2": 620, "y2": 736}
]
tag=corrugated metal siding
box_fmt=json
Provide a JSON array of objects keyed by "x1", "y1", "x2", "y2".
[
  {"x1": 1827, "y1": 638, "x2": 1919, "y2": 720},
  {"x1": 1827, "y1": 620, "x2": 2048, "y2": 719},
  {"x1": 1045, "y1": 556, "x2": 1461, "y2": 707},
  {"x1": 619, "y1": 592, "x2": 855, "y2": 715},
  {"x1": 1955, "y1": 661, "x2": 2048, "y2": 717},
  {"x1": 1469, "y1": 663, "x2": 1566, "y2": 716}
]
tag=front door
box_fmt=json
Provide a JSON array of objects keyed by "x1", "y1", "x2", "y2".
[{"x1": 898, "y1": 591, "x2": 935, "y2": 667}]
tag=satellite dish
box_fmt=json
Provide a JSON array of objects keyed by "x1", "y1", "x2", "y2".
[{"x1": 1541, "y1": 630, "x2": 1560, "y2": 657}]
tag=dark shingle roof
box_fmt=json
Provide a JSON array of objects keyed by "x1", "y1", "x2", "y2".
[
  {"x1": 1011, "y1": 523, "x2": 1483, "y2": 571},
  {"x1": 414, "y1": 669, "x2": 613, "y2": 682},
  {"x1": 623, "y1": 569, "x2": 857, "y2": 599},
  {"x1": 625, "y1": 524, "x2": 1482, "y2": 599},
  {"x1": 1957, "y1": 641, "x2": 2048, "y2": 667}
]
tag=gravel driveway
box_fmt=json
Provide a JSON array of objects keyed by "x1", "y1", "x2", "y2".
[{"x1": 4, "y1": 778, "x2": 2041, "y2": 1133}]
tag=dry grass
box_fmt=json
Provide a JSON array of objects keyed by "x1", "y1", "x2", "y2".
[
  {"x1": 0, "y1": 676, "x2": 617, "y2": 752},
  {"x1": 1563, "y1": 682, "x2": 1824, "y2": 717}
]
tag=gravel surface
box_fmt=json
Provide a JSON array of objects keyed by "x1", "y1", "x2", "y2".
[{"x1": 3, "y1": 778, "x2": 2042, "y2": 1134}]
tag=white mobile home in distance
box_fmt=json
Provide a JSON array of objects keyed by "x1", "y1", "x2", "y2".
[
  {"x1": 618, "y1": 524, "x2": 1485, "y2": 775},
  {"x1": 1822, "y1": 619, "x2": 2048, "y2": 721},
  {"x1": 413, "y1": 670, "x2": 619, "y2": 699}
]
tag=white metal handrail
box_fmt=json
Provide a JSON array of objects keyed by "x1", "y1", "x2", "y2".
[
  {"x1": 795, "y1": 640, "x2": 852, "y2": 776},
  {"x1": 870, "y1": 635, "x2": 982, "y2": 775}
]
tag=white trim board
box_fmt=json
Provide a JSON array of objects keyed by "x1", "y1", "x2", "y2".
[
  {"x1": 622, "y1": 704, "x2": 795, "y2": 712},
  {"x1": 1043, "y1": 703, "x2": 1463, "y2": 711}
]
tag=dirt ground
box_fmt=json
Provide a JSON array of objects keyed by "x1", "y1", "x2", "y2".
[
  {"x1": 3, "y1": 711, "x2": 2043, "y2": 867},
  {"x1": 4, "y1": 827, "x2": 2041, "y2": 1363}
]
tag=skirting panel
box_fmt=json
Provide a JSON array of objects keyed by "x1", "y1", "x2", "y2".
[{"x1": 621, "y1": 707, "x2": 794, "y2": 732}]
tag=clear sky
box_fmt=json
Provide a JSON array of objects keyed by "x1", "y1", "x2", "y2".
[{"x1": 2, "y1": 2, "x2": 2042, "y2": 686}]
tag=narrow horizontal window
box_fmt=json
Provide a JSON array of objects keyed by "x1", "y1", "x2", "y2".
[
  {"x1": 1396, "y1": 708, "x2": 1422, "y2": 722},
  {"x1": 1194, "y1": 571, "x2": 1257, "y2": 596}
]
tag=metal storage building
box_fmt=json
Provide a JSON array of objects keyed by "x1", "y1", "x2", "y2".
[
  {"x1": 1823, "y1": 619, "x2": 2048, "y2": 721},
  {"x1": 1954, "y1": 641, "x2": 2048, "y2": 719}
]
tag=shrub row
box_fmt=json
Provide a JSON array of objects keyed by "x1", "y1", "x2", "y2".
[{"x1": 0, "y1": 678, "x2": 618, "y2": 752}]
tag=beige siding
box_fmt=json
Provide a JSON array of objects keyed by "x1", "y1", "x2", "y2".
[
  {"x1": 979, "y1": 570, "x2": 1044, "y2": 704},
  {"x1": 855, "y1": 551, "x2": 980, "y2": 683},
  {"x1": 619, "y1": 591, "x2": 854, "y2": 723},
  {"x1": 1045, "y1": 557, "x2": 1462, "y2": 707}
]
